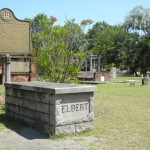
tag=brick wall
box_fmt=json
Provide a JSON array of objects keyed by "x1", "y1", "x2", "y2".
[
  {"x1": 0, "y1": 56, "x2": 37, "y2": 84},
  {"x1": 78, "y1": 71, "x2": 110, "y2": 82}
]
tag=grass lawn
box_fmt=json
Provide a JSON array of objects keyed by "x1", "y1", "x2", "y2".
[
  {"x1": 86, "y1": 76, "x2": 150, "y2": 149},
  {"x1": 0, "y1": 76, "x2": 150, "y2": 149}
]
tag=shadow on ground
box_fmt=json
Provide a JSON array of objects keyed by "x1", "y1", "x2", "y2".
[
  {"x1": 19, "y1": 127, "x2": 48, "y2": 140},
  {"x1": 0, "y1": 105, "x2": 49, "y2": 140}
]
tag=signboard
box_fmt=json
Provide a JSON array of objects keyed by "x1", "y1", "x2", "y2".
[
  {"x1": 11, "y1": 61, "x2": 29, "y2": 73},
  {"x1": 0, "y1": 8, "x2": 31, "y2": 54}
]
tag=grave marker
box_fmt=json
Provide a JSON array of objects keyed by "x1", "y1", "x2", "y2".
[{"x1": 5, "y1": 82, "x2": 96, "y2": 135}]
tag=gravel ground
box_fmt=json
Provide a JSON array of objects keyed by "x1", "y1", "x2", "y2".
[{"x1": 0, "y1": 128, "x2": 98, "y2": 150}]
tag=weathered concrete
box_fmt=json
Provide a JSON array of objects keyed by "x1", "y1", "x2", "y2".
[
  {"x1": 142, "y1": 77, "x2": 148, "y2": 86},
  {"x1": 5, "y1": 82, "x2": 96, "y2": 135},
  {"x1": 0, "y1": 128, "x2": 98, "y2": 150}
]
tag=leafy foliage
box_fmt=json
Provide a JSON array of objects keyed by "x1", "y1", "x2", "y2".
[
  {"x1": 86, "y1": 6, "x2": 150, "y2": 73},
  {"x1": 124, "y1": 6, "x2": 150, "y2": 73},
  {"x1": 124, "y1": 6, "x2": 150, "y2": 35},
  {"x1": 29, "y1": 5, "x2": 150, "y2": 78},
  {"x1": 31, "y1": 15, "x2": 89, "y2": 83},
  {"x1": 87, "y1": 22, "x2": 127, "y2": 69}
]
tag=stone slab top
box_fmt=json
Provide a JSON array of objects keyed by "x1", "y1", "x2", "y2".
[
  {"x1": 125, "y1": 80, "x2": 142, "y2": 83},
  {"x1": 5, "y1": 82, "x2": 96, "y2": 94}
]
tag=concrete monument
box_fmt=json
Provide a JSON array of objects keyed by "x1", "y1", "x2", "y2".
[{"x1": 5, "y1": 82, "x2": 96, "y2": 135}]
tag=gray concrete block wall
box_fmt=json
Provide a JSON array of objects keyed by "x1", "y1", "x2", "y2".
[
  {"x1": 5, "y1": 82, "x2": 95, "y2": 135},
  {"x1": 5, "y1": 87, "x2": 51, "y2": 132}
]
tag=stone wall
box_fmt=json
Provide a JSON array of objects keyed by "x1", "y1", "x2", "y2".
[
  {"x1": 5, "y1": 82, "x2": 95, "y2": 135},
  {"x1": 78, "y1": 71, "x2": 110, "y2": 82},
  {"x1": 94, "y1": 71, "x2": 110, "y2": 82},
  {"x1": 0, "y1": 56, "x2": 37, "y2": 84},
  {"x1": 11, "y1": 73, "x2": 30, "y2": 82}
]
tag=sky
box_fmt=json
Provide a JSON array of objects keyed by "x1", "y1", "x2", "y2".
[{"x1": 0, "y1": 0, "x2": 150, "y2": 27}]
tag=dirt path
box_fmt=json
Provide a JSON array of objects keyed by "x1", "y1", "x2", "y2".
[{"x1": 0, "y1": 128, "x2": 98, "y2": 150}]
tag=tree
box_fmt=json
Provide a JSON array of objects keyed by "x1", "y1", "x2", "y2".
[
  {"x1": 138, "y1": 35, "x2": 150, "y2": 73},
  {"x1": 30, "y1": 13, "x2": 50, "y2": 34},
  {"x1": 87, "y1": 22, "x2": 127, "y2": 69},
  {"x1": 31, "y1": 14, "x2": 89, "y2": 83},
  {"x1": 87, "y1": 21, "x2": 109, "y2": 52},
  {"x1": 125, "y1": 6, "x2": 150, "y2": 35},
  {"x1": 124, "y1": 6, "x2": 150, "y2": 74},
  {"x1": 123, "y1": 32, "x2": 141, "y2": 75}
]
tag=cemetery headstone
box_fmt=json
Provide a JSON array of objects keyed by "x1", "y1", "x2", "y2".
[
  {"x1": 142, "y1": 77, "x2": 148, "y2": 86},
  {"x1": 110, "y1": 67, "x2": 116, "y2": 78}
]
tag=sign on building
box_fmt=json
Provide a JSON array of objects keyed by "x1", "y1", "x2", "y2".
[{"x1": 0, "y1": 8, "x2": 31, "y2": 54}]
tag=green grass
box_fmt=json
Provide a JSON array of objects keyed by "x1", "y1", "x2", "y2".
[
  {"x1": 110, "y1": 74, "x2": 143, "y2": 82},
  {"x1": 0, "y1": 77, "x2": 150, "y2": 149},
  {"x1": 85, "y1": 76, "x2": 150, "y2": 149}
]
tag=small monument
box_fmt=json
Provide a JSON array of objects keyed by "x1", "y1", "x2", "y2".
[
  {"x1": 78, "y1": 54, "x2": 111, "y2": 83},
  {"x1": 110, "y1": 67, "x2": 116, "y2": 78},
  {"x1": 142, "y1": 77, "x2": 148, "y2": 86},
  {"x1": 5, "y1": 82, "x2": 96, "y2": 135}
]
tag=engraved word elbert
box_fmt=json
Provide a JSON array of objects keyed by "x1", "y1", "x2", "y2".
[{"x1": 62, "y1": 102, "x2": 88, "y2": 113}]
